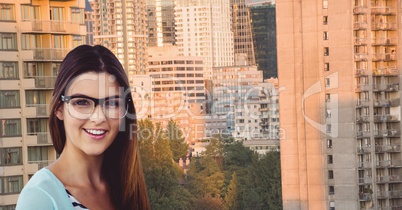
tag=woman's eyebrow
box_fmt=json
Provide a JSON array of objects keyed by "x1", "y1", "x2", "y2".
[{"x1": 69, "y1": 94, "x2": 122, "y2": 100}]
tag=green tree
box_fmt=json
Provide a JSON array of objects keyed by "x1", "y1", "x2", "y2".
[
  {"x1": 224, "y1": 172, "x2": 239, "y2": 210},
  {"x1": 137, "y1": 119, "x2": 194, "y2": 210},
  {"x1": 166, "y1": 119, "x2": 188, "y2": 162}
]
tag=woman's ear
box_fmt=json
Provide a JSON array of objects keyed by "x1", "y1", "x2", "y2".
[{"x1": 55, "y1": 103, "x2": 64, "y2": 121}]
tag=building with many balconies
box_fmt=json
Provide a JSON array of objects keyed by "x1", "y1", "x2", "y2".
[
  {"x1": 277, "y1": 0, "x2": 402, "y2": 209},
  {"x1": 0, "y1": 0, "x2": 86, "y2": 208}
]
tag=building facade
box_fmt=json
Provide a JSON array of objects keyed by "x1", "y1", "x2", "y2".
[
  {"x1": 89, "y1": 0, "x2": 148, "y2": 77},
  {"x1": 231, "y1": 0, "x2": 256, "y2": 66},
  {"x1": 0, "y1": 0, "x2": 86, "y2": 208},
  {"x1": 146, "y1": 0, "x2": 175, "y2": 47},
  {"x1": 249, "y1": 3, "x2": 277, "y2": 79},
  {"x1": 174, "y1": 0, "x2": 234, "y2": 79},
  {"x1": 278, "y1": 0, "x2": 402, "y2": 209}
]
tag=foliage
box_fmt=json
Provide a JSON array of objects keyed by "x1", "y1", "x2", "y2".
[
  {"x1": 223, "y1": 172, "x2": 239, "y2": 210},
  {"x1": 166, "y1": 119, "x2": 188, "y2": 162}
]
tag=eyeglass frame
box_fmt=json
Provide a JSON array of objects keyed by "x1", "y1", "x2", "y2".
[{"x1": 60, "y1": 94, "x2": 131, "y2": 119}]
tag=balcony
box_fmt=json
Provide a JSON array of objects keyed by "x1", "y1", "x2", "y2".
[
  {"x1": 371, "y1": 38, "x2": 397, "y2": 46},
  {"x1": 25, "y1": 132, "x2": 52, "y2": 145},
  {"x1": 356, "y1": 115, "x2": 370, "y2": 123},
  {"x1": 373, "y1": 67, "x2": 398, "y2": 76},
  {"x1": 371, "y1": 7, "x2": 397, "y2": 15},
  {"x1": 354, "y1": 22, "x2": 368, "y2": 30},
  {"x1": 356, "y1": 99, "x2": 370, "y2": 107},
  {"x1": 356, "y1": 84, "x2": 371, "y2": 92},
  {"x1": 373, "y1": 84, "x2": 399, "y2": 92},
  {"x1": 355, "y1": 69, "x2": 368, "y2": 77},
  {"x1": 382, "y1": 129, "x2": 401, "y2": 137},
  {"x1": 25, "y1": 104, "x2": 50, "y2": 117},
  {"x1": 28, "y1": 160, "x2": 54, "y2": 170},
  {"x1": 374, "y1": 114, "x2": 400, "y2": 123},
  {"x1": 23, "y1": 76, "x2": 56, "y2": 89},
  {"x1": 20, "y1": 20, "x2": 80, "y2": 34},
  {"x1": 358, "y1": 177, "x2": 372, "y2": 185},
  {"x1": 373, "y1": 99, "x2": 400, "y2": 107},
  {"x1": 359, "y1": 193, "x2": 372, "y2": 201},
  {"x1": 372, "y1": 22, "x2": 397, "y2": 31},
  {"x1": 376, "y1": 175, "x2": 401, "y2": 183},
  {"x1": 376, "y1": 159, "x2": 402, "y2": 168},
  {"x1": 259, "y1": 107, "x2": 269, "y2": 112},
  {"x1": 357, "y1": 131, "x2": 371, "y2": 139},
  {"x1": 377, "y1": 190, "x2": 402, "y2": 199},
  {"x1": 354, "y1": 53, "x2": 368, "y2": 61},
  {"x1": 355, "y1": 37, "x2": 367, "y2": 45},
  {"x1": 372, "y1": 53, "x2": 396, "y2": 62},
  {"x1": 353, "y1": 6, "x2": 367, "y2": 14},
  {"x1": 357, "y1": 146, "x2": 372, "y2": 154},
  {"x1": 376, "y1": 144, "x2": 401, "y2": 153},
  {"x1": 29, "y1": 48, "x2": 71, "y2": 61}
]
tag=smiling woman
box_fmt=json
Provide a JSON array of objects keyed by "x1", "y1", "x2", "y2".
[{"x1": 16, "y1": 45, "x2": 150, "y2": 210}]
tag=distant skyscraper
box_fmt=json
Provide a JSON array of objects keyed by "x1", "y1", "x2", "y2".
[
  {"x1": 231, "y1": 0, "x2": 256, "y2": 66},
  {"x1": 146, "y1": 0, "x2": 175, "y2": 47},
  {"x1": 174, "y1": 0, "x2": 234, "y2": 79},
  {"x1": 249, "y1": 4, "x2": 277, "y2": 79},
  {"x1": 89, "y1": 0, "x2": 148, "y2": 77},
  {"x1": 85, "y1": 0, "x2": 94, "y2": 45},
  {"x1": 278, "y1": 0, "x2": 402, "y2": 210}
]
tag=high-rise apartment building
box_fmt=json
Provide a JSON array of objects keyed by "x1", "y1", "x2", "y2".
[
  {"x1": 174, "y1": 0, "x2": 234, "y2": 79},
  {"x1": 146, "y1": 0, "x2": 175, "y2": 47},
  {"x1": 249, "y1": 3, "x2": 277, "y2": 79},
  {"x1": 0, "y1": 0, "x2": 86, "y2": 208},
  {"x1": 131, "y1": 45, "x2": 207, "y2": 143},
  {"x1": 231, "y1": 0, "x2": 256, "y2": 66},
  {"x1": 278, "y1": 0, "x2": 401, "y2": 209},
  {"x1": 89, "y1": 0, "x2": 148, "y2": 77}
]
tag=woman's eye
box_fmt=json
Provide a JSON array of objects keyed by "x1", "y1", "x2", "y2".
[
  {"x1": 105, "y1": 99, "x2": 121, "y2": 107},
  {"x1": 73, "y1": 99, "x2": 92, "y2": 106}
]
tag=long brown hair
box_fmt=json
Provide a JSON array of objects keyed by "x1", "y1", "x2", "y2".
[{"x1": 49, "y1": 45, "x2": 150, "y2": 209}]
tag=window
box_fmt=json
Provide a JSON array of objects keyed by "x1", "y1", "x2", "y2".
[
  {"x1": 26, "y1": 118, "x2": 48, "y2": 135},
  {"x1": 0, "y1": 33, "x2": 17, "y2": 50},
  {"x1": 324, "y1": 62, "x2": 330, "y2": 71},
  {"x1": 323, "y1": 16, "x2": 328, "y2": 25},
  {"x1": 21, "y1": 5, "x2": 40, "y2": 20},
  {"x1": 0, "y1": 90, "x2": 20, "y2": 108},
  {"x1": 71, "y1": 8, "x2": 84, "y2": 24},
  {"x1": 326, "y1": 124, "x2": 332, "y2": 133},
  {"x1": 324, "y1": 47, "x2": 329, "y2": 56},
  {"x1": 0, "y1": 147, "x2": 22, "y2": 166},
  {"x1": 0, "y1": 119, "x2": 21, "y2": 137},
  {"x1": 328, "y1": 170, "x2": 334, "y2": 179},
  {"x1": 325, "y1": 94, "x2": 331, "y2": 102},
  {"x1": 0, "y1": 62, "x2": 18, "y2": 79},
  {"x1": 323, "y1": 31, "x2": 329, "y2": 40},
  {"x1": 0, "y1": 4, "x2": 15, "y2": 21},
  {"x1": 329, "y1": 186, "x2": 334, "y2": 195},
  {"x1": 328, "y1": 155, "x2": 333, "y2": 164},
  {"x1": 0, "y1": 175, "x2": 23, "y2": 195},
  {"x1": 28, "y1": 146, "x2": 49, "y2": 162},
  {"x1": 323, "y1": 0, "x2": 328, "y2": 9},
  {"x1": 0, "y1": 204, "x2": 17, "y2": 210},
  {"x1": 325, "y1": 78, "x2": 330, "y2": 87},
  {"x1": 327, "y1": 139, "x2": 332, "y2": 148}
]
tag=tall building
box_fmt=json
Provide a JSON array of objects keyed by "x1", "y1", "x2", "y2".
[
  {"x1": 0, "y1": 0, "x2": 86, "y2": 208},
  {"x1": 85, "y1": 0, "x2": 94, "y2": 45},
  {"x1": 249, "y1": 3, "x2": 277, "y2": 79},
  {"x1": 146, "y1": 0, "x2": 175, "y2": 47},
  {"x1": 174, "y1": 0, "x2": 234, "y2": 79},
  {"x1": 89, "y1": 0, "x2": 148, "y2": 77},
  {"x1": 278, "y1": 0, "x2": 401, "y2": 210},
  {"x1": 231, "y1": 0, "x2": 256, "y2": 66},
  {"x1": 131, "y1": 45, "x2": 207, "y2": 143}
]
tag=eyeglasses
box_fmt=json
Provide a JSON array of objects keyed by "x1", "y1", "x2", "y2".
[{"x1": 61, "y1": 95, "x2": 130, "y2": 119}]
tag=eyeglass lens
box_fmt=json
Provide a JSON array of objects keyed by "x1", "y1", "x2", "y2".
[{"x1": 67, "y1": 97, "x2": 127, "y2": 119}]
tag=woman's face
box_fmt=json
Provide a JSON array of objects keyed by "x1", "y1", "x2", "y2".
[{"x1": 56, "y1": 72, "x2": 124, "y2": 157}]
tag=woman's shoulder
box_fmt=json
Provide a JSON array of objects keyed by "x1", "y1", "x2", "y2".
[{"x1": 16, "y1": 168, "x2": 74, "y2": 210}]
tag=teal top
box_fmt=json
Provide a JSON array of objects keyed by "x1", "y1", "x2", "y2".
[{"x1": 16, "y1": 168, "x2": 75, "y2": 210}]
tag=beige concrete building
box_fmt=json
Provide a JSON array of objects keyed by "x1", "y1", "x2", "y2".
[
  {"x1": 89, "y1": 0, "x2": 148, "y2": 77},
  {"x1": 0, "y1": 0, "x2": 86, "y2": 208},
  {"x1": 278, "y1": 0, "x2": 402, "y2": 209}
]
